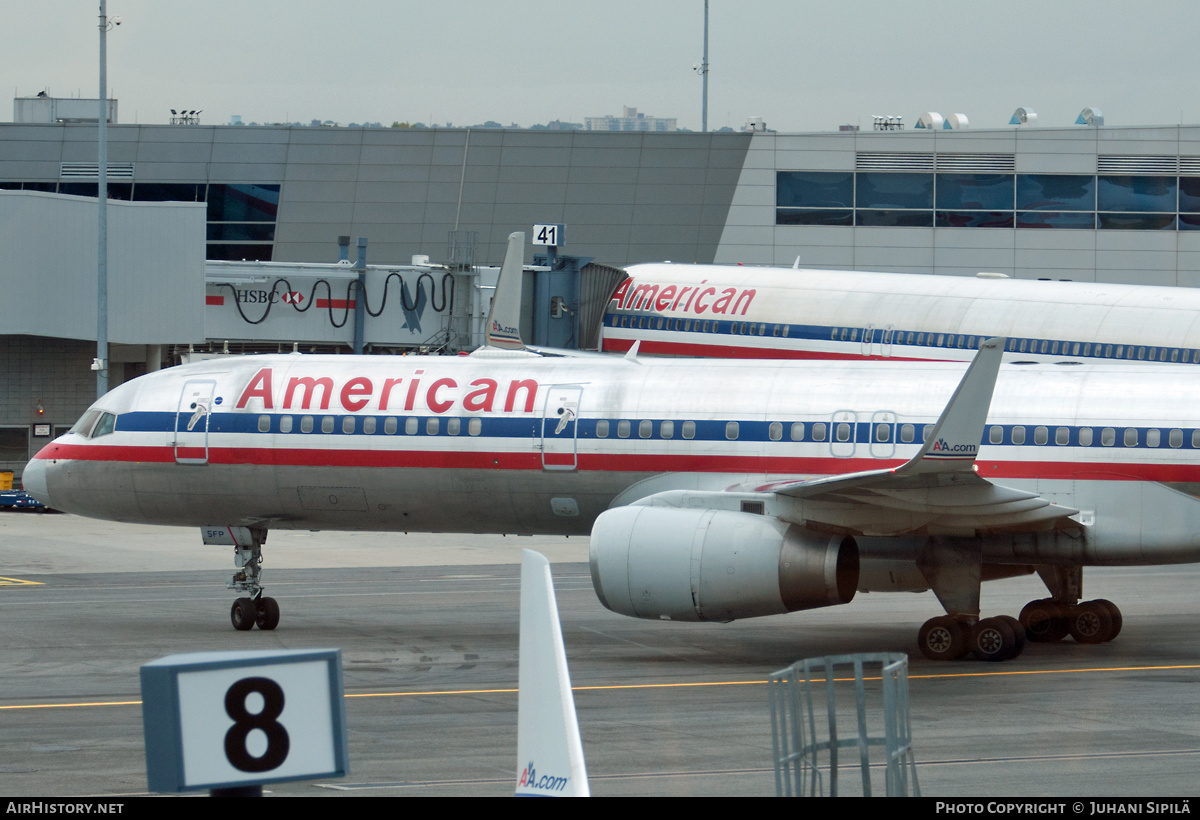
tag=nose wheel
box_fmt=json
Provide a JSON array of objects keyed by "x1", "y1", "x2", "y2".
[{"x1": 231, "y1": 596, "x2": 280, "y2": 631}]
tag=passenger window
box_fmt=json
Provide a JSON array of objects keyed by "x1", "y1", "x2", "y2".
[
  {"x1": 1012, "y1": 426, "x2": 1026, "y2": 445},
  {"x1": 1034, "y1": 426, "x2": 1048, "y2": 445},
  {"x1": 1147, "y1": 429, "x2": 1160, "y2": 447},
  {"x1": 426, "y1": 417, "x2": 440, "y2": 435},
  {"x1": 790, "y1": 422, "x2": 805, "y2": 441},
  {"x1": 384, "y1": 417, "x2": 397, "y2": 435},
  {"x1": 258, "y1": 415, "x2": 271, "y2": 433},
  {"x1": 900, "y1": 424, "x2": 915, "y2": 443},
  {"x1": 639, "y1": 420, "x2": 653, "y2": 438},
  {"x1": 1170, "y1": 428, "x2": 1183, "y2": 448},
  {"x1": 1193, "y1": 430, "x2": 1200, "y2": 448},
  {"x1": 811, "y1": 422, "x2": 827, "y2": 442},
  {"x1": 1055, "y1": 427, "x2": 1069, "y2": 445},
  {"x1": 301, "y1": 415, "x2": 314, "y2": 433},
  {"x1": 1102, "y1": 427, "x2": 1115, "y2": 446},
  {"x1": 321, "y1": 416, "x2": 335, "y2": 434},
  {"x1": 769, "y1": 422, "x2": 782, "y2": 441},
  {"x1": 726, "y1": 422, "x2": 739, "y2": 440},
  {"x1": 447, "y1": 418, "x2": 461, "y2": 435},
  {"x1": 405, "y1": 417, "x2": 419, "y2": 435},
  {"x1": 836, "y1": 423, "x2": 851, "y2": 442},
  {"x1": 596, "y1": 420, "x2": 609, "y2": 438},
  {"x1": 363, "y1": 417, "x2": 377, "y2": 435},
  {"x1": 660, "y1": 420, "x2": 674, "y2": 439},
  {"x1": 280, "y1": 416, "x2": 293, "y2": 433},
  {"x1": 1124, "y1": 428, "x2": 1138, "y2": 446},
  {"x1": 875, "y1": 423, "x2": 890, "y2": 442},
  {"x1": 682, "y1": 421, "x2": 696, "y2": 440},
  {"x1": 468, "y1": 418, "x2": 482, "y2": 436},
  {"x1": 922, "y1": 424, "x2": 934, "y2": 442},
  {"x1": 989, "y1": 426, "x2": 1003, "y2": 444},
  {"x1": 618, "y1": 420, "x2": 631, "y2": 438},
  {"x1": 1079, "y1": 427, "x2": 1093, "y2": 446},
  {"x1": 342, "y1": 416, "x2": 355, "y2": 434}
]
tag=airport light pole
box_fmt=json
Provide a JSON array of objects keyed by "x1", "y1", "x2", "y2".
[
  {"x1": 702, "y1": 0, "x2": 708, "y2": 132},
  {"x1": 96, "y1": 1, "x2": 112, "y2": 397}
]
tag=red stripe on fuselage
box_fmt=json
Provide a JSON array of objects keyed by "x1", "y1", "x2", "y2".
[{"x1": 33, "y1": 442, "x2": 1200, "y2": 483}]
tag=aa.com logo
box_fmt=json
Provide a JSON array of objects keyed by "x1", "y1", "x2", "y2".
[
  {"x1": 517, "y1": 760, "x2": 569, "y2": 792},
  {"x1": 930, "y1": 438, "x2": 977, "y2": 454}
]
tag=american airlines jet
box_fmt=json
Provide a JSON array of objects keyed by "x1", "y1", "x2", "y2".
[
  {"x1": 600, "y1": 263, "x2": 1200, "y2": 365},
  {"x1": 22, "y1": 237, "x2": 1200, "y2": 664}
]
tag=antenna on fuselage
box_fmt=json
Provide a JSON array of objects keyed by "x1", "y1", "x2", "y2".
[{"x1": 483, "y1": 232, "x2": 527, "y2": 351}]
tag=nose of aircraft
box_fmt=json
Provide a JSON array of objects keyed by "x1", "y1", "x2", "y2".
[{"x1": 21, "y1": 457, "x2": 50, "y2": 506}]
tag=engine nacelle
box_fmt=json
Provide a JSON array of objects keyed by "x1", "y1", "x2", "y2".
[{"x1": 589, "y1": 506, "x2": 859, "y2": 622}]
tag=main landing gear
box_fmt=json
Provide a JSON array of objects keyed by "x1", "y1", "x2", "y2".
[
  {"x1": 221, "y1": 526, "x2": 280, "y2": 632},
  {"x1": 913, "y1": 538, "x2": 1122, "y2": 662}
]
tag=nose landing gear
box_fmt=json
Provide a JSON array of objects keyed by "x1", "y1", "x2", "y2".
[{"x1": 201, "y1": 525, "x2": 282, "y2": 631}]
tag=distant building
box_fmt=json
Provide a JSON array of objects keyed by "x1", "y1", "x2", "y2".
[
  {"x1": 14, "y1": 93, "x2": 117, "y2": 124},
  {"x1": 585, "y1": 107, "x2": 676, "y2": 132}
]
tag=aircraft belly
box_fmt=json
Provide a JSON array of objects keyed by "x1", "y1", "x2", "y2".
[{"x1": 58, "y1": 460, "x2": 639, "y2": 535}]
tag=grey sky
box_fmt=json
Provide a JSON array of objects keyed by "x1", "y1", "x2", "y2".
[{"x1": 5, "y1": 1, "x2": 1196, "y2": 132}]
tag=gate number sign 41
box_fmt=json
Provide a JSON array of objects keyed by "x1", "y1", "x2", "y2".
[{"x1": 141, "y1": 649, "x2": 348, "y2": 792}]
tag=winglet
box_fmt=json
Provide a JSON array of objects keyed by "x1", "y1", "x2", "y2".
[
  {"x1": 900, "y1": 337, "x2": 1005, "y2": 474},
  {"x1": 485, "y1": 232, "x2": 526, "y2": 350},
  {"x1": 515, "y1": 550, "x2": 589, "y2": 797}
]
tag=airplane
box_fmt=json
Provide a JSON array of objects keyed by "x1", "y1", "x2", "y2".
[
  {"x1": 22, "y1": 332, "x2": 1200, "y2": 662},
  {"x1": 599, "y1": 262, "x2": 1200, "y2": 365},
  {"x1": 22, "y1": 235, "x2": 1200, "y2": 663}
]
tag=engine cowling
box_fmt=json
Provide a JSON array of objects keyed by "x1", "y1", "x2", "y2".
[{"x1": 589, "y1": 505, "x2": 859, "y2": 622}]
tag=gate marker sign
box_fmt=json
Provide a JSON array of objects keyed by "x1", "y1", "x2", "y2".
[{"x1": 140, "y1": 649, "x2": 348, "y2": 792}]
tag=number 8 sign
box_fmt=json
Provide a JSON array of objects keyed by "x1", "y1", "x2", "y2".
[{"x1": 141, "y1": 649, "x2": 348, "y2": 792}]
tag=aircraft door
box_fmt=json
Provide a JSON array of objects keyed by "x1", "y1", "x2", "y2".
[
  {"x1": 882, "y1": 325, "x2": 895, "y2": 358},
  {"x1": 869, "y1": 411, "x2": 897, "y2": 458},
  {"x1": 541, "y1": 385, "x2": 583, "y2": 471},
  {"x1": 175, "y1": 379, "x2": 217, "y2": 465},
  {"x1": 830, "y1": 410, "x2": 858, "y2": 458},
  {"x1": 860, "y1": 325, "x2": 875, "y2": 358}
]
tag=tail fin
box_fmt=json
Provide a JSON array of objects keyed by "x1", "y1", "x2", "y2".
[
  {"x1": 515, "y1": 550, "x2": 589, "y2": 797},
  {"x1": 485, "y1": 231, "x2": 526, "y2": 350}
]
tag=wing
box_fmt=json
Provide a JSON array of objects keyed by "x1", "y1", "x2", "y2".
[{"x1": 629, "y1": 338, "x2": 1080, "y2": 538}]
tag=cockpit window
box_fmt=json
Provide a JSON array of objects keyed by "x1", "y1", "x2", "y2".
[
  {"x1": 69, "y1": 410, "x2": 102, "y2": 437},
  {"x1": 91, "y1": 412, "x2": 117, "y2": 437},
  {"x1": 70, "y1": 409, "x2": 117, "y2": 438}
]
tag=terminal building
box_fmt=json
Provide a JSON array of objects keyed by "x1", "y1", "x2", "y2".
[{"x1": 5, "y1": 116, "x2": 1200, "y2": 478}]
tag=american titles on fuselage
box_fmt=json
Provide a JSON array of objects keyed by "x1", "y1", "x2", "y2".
[
  {"x1": 609, "y1": 277, "x2": 756, "y2": 317},
  {"x1": 234, "y1": 366, "x2": 540, "y2": 415}
]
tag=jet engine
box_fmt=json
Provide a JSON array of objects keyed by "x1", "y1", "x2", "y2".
[{"x1": 589, "y1": 506, "x2": 859, "y2": 622}]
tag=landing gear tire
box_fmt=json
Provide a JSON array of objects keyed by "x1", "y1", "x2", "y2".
[
  {"x1": 918, "y1": 616, "x2": 968, "y2": 661},
  {"x1": 970, "y1": 616, "x2": 1020, "y2": 662},
  {"x1": 1069, "y1": 600, "x2": 1115, "y2": 644},
  {"x1": 998, "y1": 615, "x2": 1027, "y2": 657},
  {"x1": 1093, "y1": 598, "x2": 1122, "y2": 641},
  {"x1": 231, "y1": 597, "x2": 257, "y2": 631},
  {"x1": 255, "y1": 596, "x2": 281, "y2": 631},
  {"x1": 1020, "y1": 598, "x2": 1069, "y2": 643}
]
